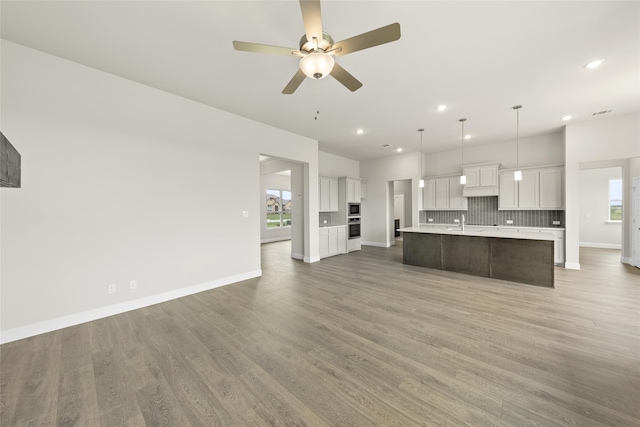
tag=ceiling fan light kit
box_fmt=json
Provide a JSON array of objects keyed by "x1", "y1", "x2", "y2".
[
  {"x1": 299, "y1": 52, "x2": 335, "y2": 79},
  {"x1": 233, "y1": 0, "x2": 401, "y2": 94}
]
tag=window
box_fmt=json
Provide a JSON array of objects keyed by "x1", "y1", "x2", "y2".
[
  {"x1": 266, "y1": 189, "x2": 292, "y2": 228},
  {"x1": 609, "y1": 179, "x2": 622, "y2": 221}
]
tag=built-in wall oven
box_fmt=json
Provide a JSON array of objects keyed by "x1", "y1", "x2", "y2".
[{"x1": 348, "y1": 217, "x2": 361, "y2": 239}]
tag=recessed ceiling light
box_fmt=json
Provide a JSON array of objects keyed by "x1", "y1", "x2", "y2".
[
  {"x1": 464, "y1": 134, "x2": 471, "y2": 140},
  {"x1": 562, "y1": 115, "x2": 572, "y2": 121},
  {"x1": 356, "y1": 128, "x2": 364, "y2": 135},
  {"x1": 397, "y1": 148, "x2": 403, "y2": 152},
  {"x1": 585, "y1": 59, "x2": 605, "y2": 69},
  {"x1": 436, "y1": 105, "x2": 447, "y2": 112}
]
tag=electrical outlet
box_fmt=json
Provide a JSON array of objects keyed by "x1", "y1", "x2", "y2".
[
  {"x1": 242, "y1": 210, "x2": 249, "y2": 217},
  {"x1": 108, "y1": 283, "x2": 116, "y2": 294},
  {"x1": 129, "y1": 280, "x2": 137, "y2": 290},
  {"x1": 506, "y1": 220, "x2": 513, "y2": 225},
  {"x1": 428, "y1": 218, "x2": 434, "y2": 222},
  {"x1": 553, "y1": 220, "x2": 561, "y2": 225}
]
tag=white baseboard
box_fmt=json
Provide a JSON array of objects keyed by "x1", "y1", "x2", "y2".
[
  {"x1": 564, "y1": 262, "x2": 581, "y2": 270},
  {"x1": 620, "y1": 256, "x2": 634, "y2": 265},
  {"x1": 291, "y1": 252, "x2": 304, "y2": 260},
  {"x1": 361, "y1": 241, "x2": 392, "y2": 248},
  {"x1": 261, "y1": 236, "x2": 292, "y2": 244},
  {"x1": 305, "y1": 255, "x2": 320, "y2": 263},
  {"x1": 580, "y1": 242, "x2": 622, "y2": 249},
  {"x1": 0, "y1": 270, "x2": 262, "y2": 345}
]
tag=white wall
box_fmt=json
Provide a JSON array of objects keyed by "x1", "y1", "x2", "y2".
[
  {"x1": 319, "y1": 151, "x2": 359, "y2": 177},
  {"x1": 360, "y1": 152, "x2": 421, "y2": 246},
  {"x1": 424, "y1": 133, "x2": 564, "y2": 177},
  {"x1": 579, "y1": 167, "x2": 622, "y2": 248},
  {"x1": 0, "y1": 41, "x2": 319, "y2": 342},
  {"x1": 565, "y1": 112, "x2": 640, "y2": 269}
]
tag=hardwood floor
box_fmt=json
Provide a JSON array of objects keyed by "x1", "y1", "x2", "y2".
[{"x1": 1, "y1": 243, "x2": 638, "y2": 426}]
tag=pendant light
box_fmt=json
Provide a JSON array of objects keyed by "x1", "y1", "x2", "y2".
[
  {"x1": 459, "y1": 118, "x2": 467, "y2": 185},
  {"x1": 418, "y1": 128, "x2": 425, "y2": 188},
  {"x1": 513, "y1": 105, "x2": 523, "y2": 181}
]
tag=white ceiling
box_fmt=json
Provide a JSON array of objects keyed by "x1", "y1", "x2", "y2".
[{"x1": 2, "y1": 1, "x2": 638, "y2": 161}]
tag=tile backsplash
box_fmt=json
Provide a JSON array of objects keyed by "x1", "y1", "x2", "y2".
[{"x1": 419, "y1": 196, "x2": 564, "y2": 228}]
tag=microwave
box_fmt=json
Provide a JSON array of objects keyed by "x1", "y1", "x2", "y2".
[{"x1": 348, "y1": 203, "x2": 361, "y2": 216}]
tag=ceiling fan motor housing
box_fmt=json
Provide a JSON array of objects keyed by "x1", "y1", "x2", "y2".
[{"x1": 299, "y1": 32, "x2": 334, "y2": 53}]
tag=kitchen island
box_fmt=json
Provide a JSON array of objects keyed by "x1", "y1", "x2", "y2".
[{"x1": 398, "y1": 226, "x2": 555, "y2": 287}]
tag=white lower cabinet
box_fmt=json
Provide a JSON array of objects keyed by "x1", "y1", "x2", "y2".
[{"x1": 319, "y1": 226, "x2": 347, "y2": 259}]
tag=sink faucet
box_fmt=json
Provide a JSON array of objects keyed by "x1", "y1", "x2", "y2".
[{"x1": 461, "y1": 214, "x2": 465, "y2": 231}]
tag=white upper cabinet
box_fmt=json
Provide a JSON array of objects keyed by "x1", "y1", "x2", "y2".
[
  {"x1": 423, "y1": 179, "x2": 436, "y2": 210},
  {"x1": 539, "y1": 167, "x2": 564, "y2": 209},
  {"x1": 423, "y1": 176, "x2": 468, "y2": 211},
  {"x1": 499, "y1": 166, "x2": 564, "y2": 210},
  {"x1": 346, "y1": 178, "x2": 361, "y2": 203},
  {"x1": 448, "y1": 178, "x2": 467, "y2": 210},
  {"x1": 518, "y1": 170, "x2": 540, "y2": 209},
  {"x1": 462, "y1": 163, "x2": 500, "y2": 197},
  {"x1": 319, "y1": 176, "x2": 339, "y2": 212}
]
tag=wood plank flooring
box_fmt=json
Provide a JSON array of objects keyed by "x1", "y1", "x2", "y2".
[{"x1": 1, "y1": 243, "x2": 638, "y2": 426}]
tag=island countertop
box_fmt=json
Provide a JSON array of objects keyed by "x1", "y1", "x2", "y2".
[{"x1": 398, "y1": 226, "x2": 555, "y2": 241}]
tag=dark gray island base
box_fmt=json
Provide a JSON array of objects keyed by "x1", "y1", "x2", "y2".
[{"x1": 402, "y1": 230, "x2": 554, "y2": 287}]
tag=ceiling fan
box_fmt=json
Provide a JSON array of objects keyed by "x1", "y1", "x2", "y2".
[{"x1": 233, "y1": 0, "x2": 401, "y2": 94}]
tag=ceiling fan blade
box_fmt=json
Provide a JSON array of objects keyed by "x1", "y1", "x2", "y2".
[
  {"x1": 332, "y1": 22, "x2": 401, "y2": 56},
  {"x1": 233, "y1": 41, "x2": 300, "y2": 56},
  {"x1": 299, "y1": 0, "x2": 323, "y2": 44},
  {"x1": 282, "y1": 69, "x2": 307, "y2": 94},
  {"x1": 330, "y1": 62, "x2": 363, "y2": 92}
]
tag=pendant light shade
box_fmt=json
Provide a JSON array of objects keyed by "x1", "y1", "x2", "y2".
[
  {"x1": 513, "y1": 105, "x2": 523, "y2": 181},
  {"x1": 418, "y1": 128, "x2": 425, "y2": 188},
  {"x1": 459, "y1": 118, "x2": 467, "y2": 185}
]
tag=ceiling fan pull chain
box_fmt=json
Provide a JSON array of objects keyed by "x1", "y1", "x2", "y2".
[{"x1": 314, "y1": 79, "x2": 320, "y2": 120}]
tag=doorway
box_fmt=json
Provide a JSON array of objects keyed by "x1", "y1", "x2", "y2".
[
  {"x1": 259, "y1": 155, "x2": 306, "y2": 262},
  {"x1": 391, "y1": 179, "x2": 413, "y2": 244}
]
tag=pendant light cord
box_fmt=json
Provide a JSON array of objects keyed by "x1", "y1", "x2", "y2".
[
  {"x1": 461, "y1": 119, "x2": 465, "y2": 167},
  {"x1": 513, "y1": 105, "x2": 522, "y2": 171},
  {"x1": 419, "y1": 128, "x2": 424, "y2": 179}
]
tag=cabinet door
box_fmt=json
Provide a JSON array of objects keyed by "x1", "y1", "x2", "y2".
[
  {"x1": 448, "y1": 177, "x2": 467, "y2": 210},
  {"x1": 499, "y1": 172, "x2": 518, "y2": 209},
  {"x1": 423, "y1": 179, "x2": 436, "y2": 209},
  {"x1": 319, "y1": 229, "x2": 329, "y2": 258},
  {"x1": 464, "y1": 168, "x2": 480, "y2": 187},
  {"x1": 319, "y1": 177, "x2": 330, "y2": 211},
  {"x1": 540, "y1": 167, "x2": 563, "y2": 209},
  {"x1": 480, "y1": 166, "x2": 497, "y2": 187},
  {"x1": 329, "y1": 178, "x2": 339, "y2": 211},
  {"x1": 328, "y1": 228, "x2": 339, "y2": 255},
  {"x1": 435, "y1": 179, "x2": 450, "y2": 209},
  {"x1": 354, "y1": 180, "x2": 361, "y2": 202},
  {"x1": 337, "y1": 227, "x2": 347, "y2": 253},
  {"x1": 518, "y1": 170, "x2": 539, "y2": 209},
  {"x1": 346, "y1": 178, "x2": 361, "y2": 203}
]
